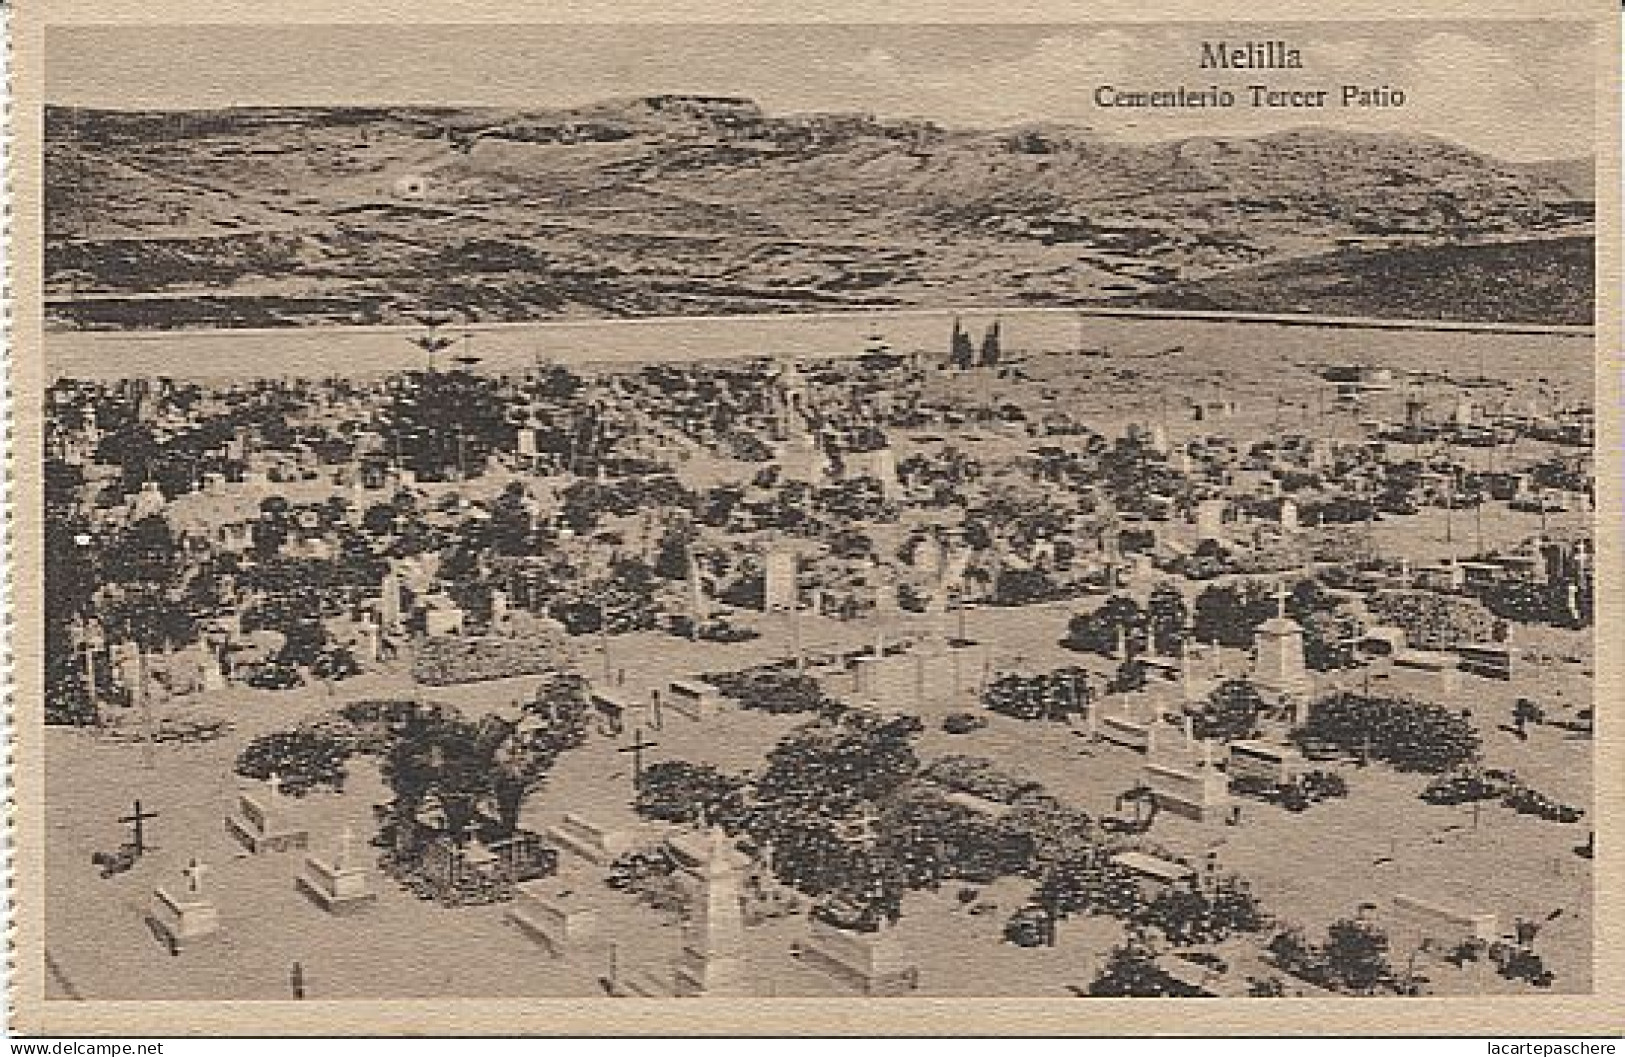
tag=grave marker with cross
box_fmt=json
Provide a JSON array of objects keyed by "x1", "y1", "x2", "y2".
[{"x1": 118, "y1": 800, "x2": 160, "y2": 855}]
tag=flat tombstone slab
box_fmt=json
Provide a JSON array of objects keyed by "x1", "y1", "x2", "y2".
[
  {"x1": 667, "y1": 678, "x2": 719, "y2": 721},
  {"x1": 1389, "y1": 893, "x2": 1499, "y2": 952},
  {"x1": 675, "y1": 946, "x2": 750, "y2": 997},
  {"x1": 547, "y1": 813, "x2": 635, "y2": 866},
  {"x1": 508, "y1": 880, "x2": 600, "y2": 955},
  {"x1": 296, "y1": 855, "x2": 377, "y2": 914},
  {"x1": 797, "y1": 919, "x2": 919, "y2": 997},
  {"x1": 147, "y1": 886, "x2": 220, "y2": 955},
  {"x1": 228, "y1": 792, "x2": 310, "y2": 854}
]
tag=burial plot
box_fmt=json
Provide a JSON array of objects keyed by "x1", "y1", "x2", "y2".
[
  {"x1": 507, "y1": 880, "x2": 600, "y2": 956},
  {"x1": 671, "y1": 829, "x2": 753, "y2": 997},
  {"x1": 1099, "y1": 700, "x2": 1160, "y2": 754},
  {"x1": 547, "y1": 813, "x2": 637, "y2": 867},
  {"x1": 1388, "y1": 893, "x2": 1499, "y2": 954},
  {"x1": 1227, "y1": 739, "x2": 1309, "y2": 786},
  {"x1": 1111, "y1": 850, "x2": 1198, "y2": 899},
  {"x1": 1142, "y1": 747, "x2": 1231, "y2": 823},
  {"x1": 667, "y1": 678, "x2": 721, "y2": 721},
  {"x1": 297, "y1": 828, "x2": 377, "y2": 914},
  {"x1": 227, "y1": 774, "x2": 310, "y2": 854},
  {"x1": 612, "y1": 828, "x2": 754, "y2": 997},
  {"x1": 796, "y1": 914, "x2": 919, "y2": 997}
]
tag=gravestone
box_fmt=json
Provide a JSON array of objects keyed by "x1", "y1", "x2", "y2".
[
  {"x1": 547, "y1": 813, "x2": 636, "y2": 867},
  {"x1": 1100, "y1": 700, "x2": 1159, "y2": 754},
  {"x1": 508, "y1": 880, "x2": 600, "y2": 956},
  {"x1": 352, "y1": 620, "x2": 382, "y2": 665},
  {"x1": 763, "y1": 548, "x2": 799, "y2": 613},
  {"x1": 296, "y1": 827, "x2": 377, "y2": 914},
  {"x1": 1111, "y1": 850, "x2": 1198, "y2": 898},
  {"x1": 614, "y1": 827, "x2": 754, "y2": 997},
  {"x1": 797, "y1": 917, "x2": 919, "y2": 997},
  {"x1": 667, "y1": 678, "x2": 720, "y2": 721},
  {"x1": 1227, "y1": 739, "x2": 1309, "y2": 786},
  {"x1": 147, "y1": 858, "x2": 220, "y2": 955},
  {"x1": 1142, "y1": 756, "x2": 1231, "y2": 823},
  {"x1": 227, "y1": 774, "x2": 311, "y2": 854},
  {"x1": 1253, "y1": 587, "x2": 1311, "y2": 700},
  {"x1": 1387, "y1": 893, "x2": 1498, "y2": 952},
  {"x1": 379, "y1": 568, "x2": 403, "y2": 631}
]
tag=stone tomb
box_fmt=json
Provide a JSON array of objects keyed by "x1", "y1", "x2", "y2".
[
  {"x1": 613, "y1": 828, "x2": 754, "y2": 997},
  {"x1": 1387, "y1": 893, "x2": 1499, "y2": 953},
  {"x1": 227, "y1": 777, "x2": 310, "y2": 854},
  {"x1": 667, "y1": 678, "x2": 721, "y2": 722},
  {"x1": 1227, "y1": 739, "x2": 1309, "y2": 786},
  {"x1": 296, "y1": 829, "x2": 376, "y2": 914},
  {"x1": 547, "y1": 812, "x2": 636, "y2": 867},
  {"x1": 147, "y1": 860, "x2": 221, "y2": 955},
  {"x1": 507, "y1": 879, "x2": 600, "y2": 956},
  {"x1": 796, "y1": 917, "x2": 920, "y2": 996},
  {"x1": 1111, "y1": 850, "x2": 1198, "y2": 899}
]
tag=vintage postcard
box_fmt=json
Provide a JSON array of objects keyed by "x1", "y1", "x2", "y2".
[{"x1": 6, "y1": 0, "x2": 1621, "y2": 1037}]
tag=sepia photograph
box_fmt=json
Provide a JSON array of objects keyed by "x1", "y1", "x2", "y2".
[{"x1": 7, "y1": 2, "x2": 1621, "y2": 1038}]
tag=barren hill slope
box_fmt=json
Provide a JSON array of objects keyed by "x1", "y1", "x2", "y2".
[{"x1": 45, "y1": 97, "x2": 1594, "y2": 328}]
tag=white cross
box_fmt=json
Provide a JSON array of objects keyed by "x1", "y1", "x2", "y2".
[{"x1": 267, "y1": 772, "x2": 284, "y2": 799}]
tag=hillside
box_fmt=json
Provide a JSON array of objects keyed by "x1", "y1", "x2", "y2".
[
  {"x1": 1122, "y1": 235, "x2": 1595, "y2": 326},
  {"x1": 44, "y1": 97, "x2": 1595, "y2": 328}
]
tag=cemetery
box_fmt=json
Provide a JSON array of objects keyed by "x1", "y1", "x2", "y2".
[{"x1": 40, "y1": 323, "x2": 1596, "y2": 1002}]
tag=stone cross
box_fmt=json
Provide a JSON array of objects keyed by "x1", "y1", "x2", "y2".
[
  {"x1": 267, "y1": 772, "x2": 285, "y2": 799},
  {"x1": 182, "y1": 857, "x2": 210, "y2": 896},
  {"x1": 1201, "y1": 739, "x2": 1216, "y2": 768},
  {"x1": 1183, "y1": 713, "x2": 1196, "y2": 743},
  {"x1": 1275, "y1": 580, "x2": 1289, "y2": 619}
]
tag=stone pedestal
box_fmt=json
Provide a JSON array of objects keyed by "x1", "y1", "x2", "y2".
[
  {"x1": 147, "y1": 887, "x2": 220, "y2": 954},
  {"x1": 227, "y1": 791, "x2": 309, "y2": 854},
  {"x1": 547, "y1": 813, "x2": 635, "y2": 866},
  {"x1": 508, "y1": 880, "x2": 600, "y2": 955},
  {"x1": 296, "y1": 855, "x2": 377, "y2": 914},
  {"x1": 1253, "y1": 616, "x2": 1311, "y2": 700},
  {"x1": 797, "y1": 919, "x2": 919, "y2": 996}
]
